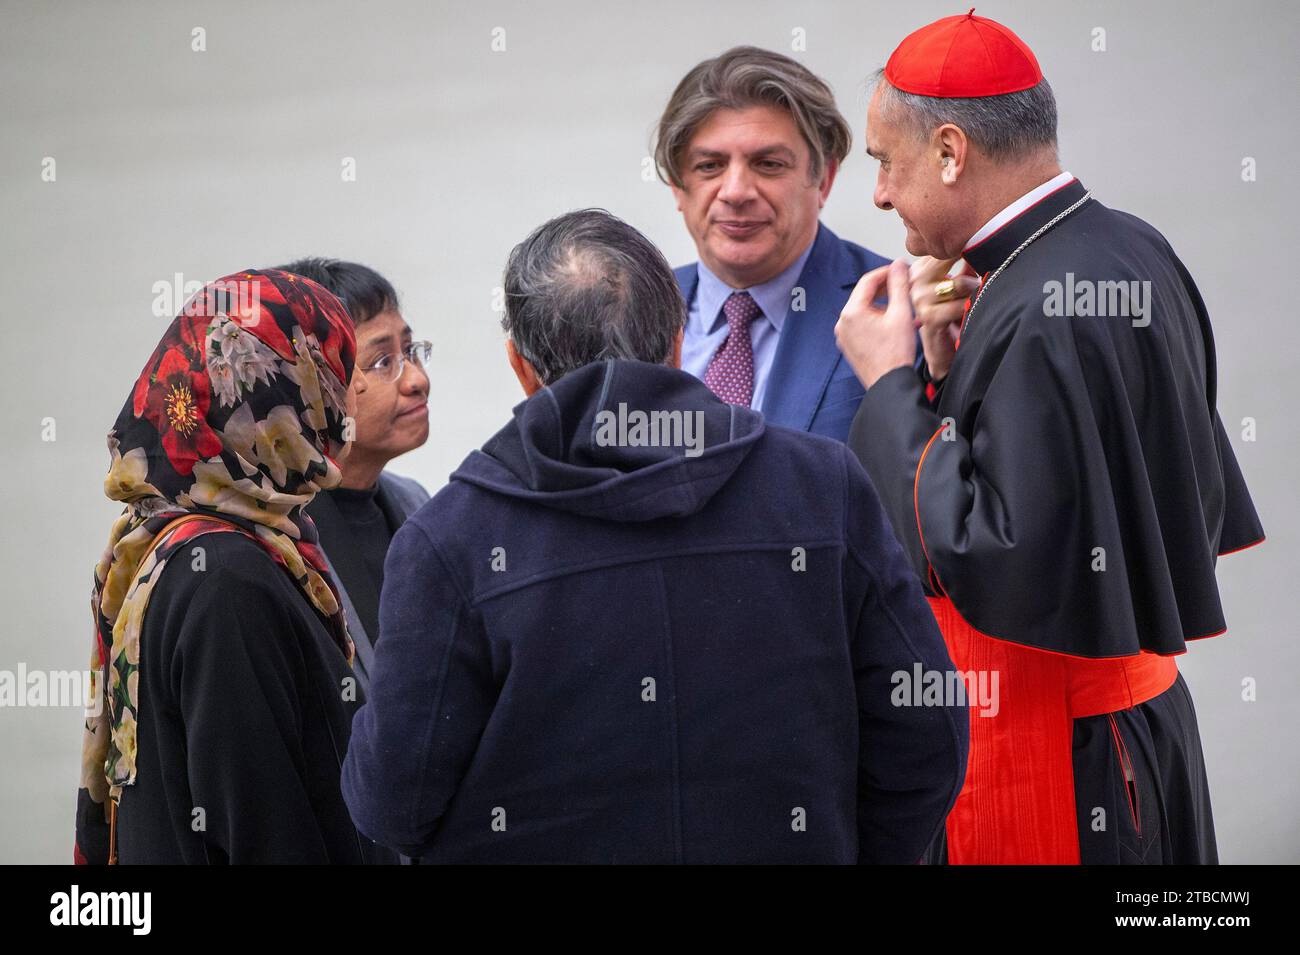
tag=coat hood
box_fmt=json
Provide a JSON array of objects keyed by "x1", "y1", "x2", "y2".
[{"x1": 452, "y1": 360, "x2": 765, "y2": 521}]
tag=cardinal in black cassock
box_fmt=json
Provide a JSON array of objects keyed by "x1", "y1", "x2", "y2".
[{"x1": 837, "y1": 12, "x2": 1264, "y2": 864}]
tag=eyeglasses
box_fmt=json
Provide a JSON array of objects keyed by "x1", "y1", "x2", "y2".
[{"x1": 358, "y1": 340, "x2": 432, "y2": 383}]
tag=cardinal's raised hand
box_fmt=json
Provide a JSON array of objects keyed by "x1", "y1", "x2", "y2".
[{"x1": 834, "y1": 258, "x2": 917, "y2": 388}]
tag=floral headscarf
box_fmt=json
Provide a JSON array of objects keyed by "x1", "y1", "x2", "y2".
[{"x1": 77, "y1": 269, "x2": 357, "y2": 861}]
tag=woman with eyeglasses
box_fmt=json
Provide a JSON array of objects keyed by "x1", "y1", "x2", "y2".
[{"x1": 274, "y1": 258, "x2": 431, "y2": 692}]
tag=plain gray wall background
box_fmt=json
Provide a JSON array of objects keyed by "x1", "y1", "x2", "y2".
[{"x1": 1, "y1": 0, "x2": 1295, "y2": 863}]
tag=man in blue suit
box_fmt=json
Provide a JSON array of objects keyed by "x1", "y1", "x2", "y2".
[{"x1": 656, "y1": 46, "x2": 890, "y2": 440}]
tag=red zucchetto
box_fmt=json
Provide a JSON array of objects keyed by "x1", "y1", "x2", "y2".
[{"x1": 884, "y1": 9, "x2": 1043, "y2": 98}]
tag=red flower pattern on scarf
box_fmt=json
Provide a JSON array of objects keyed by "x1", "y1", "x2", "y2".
[{"x1": 136, "y1": 346, "x2": 223, "y2": 475}]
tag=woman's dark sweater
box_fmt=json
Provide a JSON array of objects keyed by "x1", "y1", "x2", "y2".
[
  {"x1": 113, "y1": 531, "x2": 395, "y2": 864},
  {"x1": 311, "y1": 484, "x2": 395, "y2": 648}
]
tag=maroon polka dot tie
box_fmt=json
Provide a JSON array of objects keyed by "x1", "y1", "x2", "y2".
[{"x1": 703, "y1": 291, "x2": 761, "y2": 406}]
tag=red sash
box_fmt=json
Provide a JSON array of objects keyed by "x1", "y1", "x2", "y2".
[{"x1": 927, "y1": 596, "x2": 1178, "y2": 864}]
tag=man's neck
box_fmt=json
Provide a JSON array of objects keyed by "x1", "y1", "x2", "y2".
[{"x1": 961, "y1": 158, "x2": 1064, "y2": 248}]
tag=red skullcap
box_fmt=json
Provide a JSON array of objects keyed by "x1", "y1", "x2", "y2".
[{"x1": 884, "y1": 9, "x2": 1043, "y2": 98}]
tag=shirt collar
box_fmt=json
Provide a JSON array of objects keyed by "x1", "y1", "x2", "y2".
[
  {"x1": 964, "y1": 171, "x2": 1075, "y2": 251},
  {"x1": 962, "y1": 173, "x2": 1088, "y2": 275},
  {"x1": 693, "y1": 238, "x2": 816, "y2": 336}
]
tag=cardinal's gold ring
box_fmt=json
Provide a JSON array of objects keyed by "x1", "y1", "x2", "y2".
[{"x1": 934, "y1": 279, "x2": 958, "y2": 302}]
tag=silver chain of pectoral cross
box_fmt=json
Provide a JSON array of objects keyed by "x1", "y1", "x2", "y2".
[{"x1": 960, "y1": 191, "x2": 1094, "y2": 339}]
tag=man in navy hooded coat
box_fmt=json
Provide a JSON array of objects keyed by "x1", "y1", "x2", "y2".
[{"x1": 341, "y1": 209, "x2": 968, "y2": 864}]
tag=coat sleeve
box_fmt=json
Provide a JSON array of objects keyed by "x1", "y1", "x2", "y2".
[
  {"x1": 848, "y1": 283, "x2": 1261, "y2": 658},
  {"x1": 841, "y1": 447, "x2": 968, "y2": 864},
  {"x1": 172, "y1": 565, "x2": 335, "y2": 863},
  {"x1": 341, "y1": 520, "x2": 495, "y2": 857},
  {"x1": 849, "y1": 318, "x2": 1117, "y2": 655},
  {"x1": 847, "y1": 365, "x2": 945, "y2": 591}
]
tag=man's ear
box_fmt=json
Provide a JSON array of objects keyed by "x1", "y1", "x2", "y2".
[
  {"x1": 669, "y1": 182, "x2": 687, "y2": 213},
  {"x1": 817, "y1": 157, "x2": 839, "y2": 207},
  {"x1": 669, "y1": 328, "x2": 684, "y2": 369},
  {"x1": 505, "y1": 339, "x2": 544, "y2": 397},
  {"x1": 935, "y1": 123, "x2": 968, "y2": 185}
]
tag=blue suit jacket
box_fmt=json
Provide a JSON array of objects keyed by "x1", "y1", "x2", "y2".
[{"x1": 674, "y1": 223, "x2": 889, "y2": 442}]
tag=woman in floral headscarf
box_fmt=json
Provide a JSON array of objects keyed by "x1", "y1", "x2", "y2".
[{"x1": 76, "y1": 268, "x2": 396, "y2": 864}]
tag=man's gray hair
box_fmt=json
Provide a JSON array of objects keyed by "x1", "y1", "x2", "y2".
[
  {"x1": 655, "y1": 46, "x2": 852, "y2": 188},
  {"x1": 873, "y1": 69, "x2": 1058, "y2": 161},
  {"x1": 501, "y1": 209, "x2": 686, "y2": 385}
]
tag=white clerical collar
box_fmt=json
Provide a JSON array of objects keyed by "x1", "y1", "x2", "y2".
[{"x1": 963, "y1": 171, "x2": 1076, "y2": 253}]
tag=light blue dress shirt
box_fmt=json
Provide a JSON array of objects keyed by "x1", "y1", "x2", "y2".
[{"x1": 681, "y1": 241, "x2": 816, "y2": 410}]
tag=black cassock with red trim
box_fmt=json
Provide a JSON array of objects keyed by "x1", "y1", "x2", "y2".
[
  {"x1": 853, "y1": 177, "x2": 1262, "y2": 658},
  {"x1": 849, "y1": 177, "x2": 1264, "y2": 864}
]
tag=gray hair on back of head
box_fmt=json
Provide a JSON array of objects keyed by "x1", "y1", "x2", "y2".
[
  {"x1": 501, "y1": 208, "x2": 686, "y2": 386},
  {"x1": 871, "y1": 68, "x2": 1058, "y2": 162}
]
